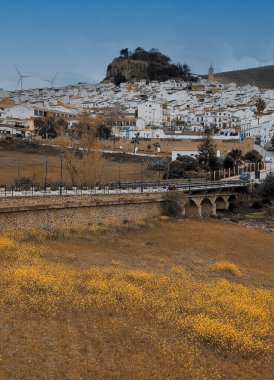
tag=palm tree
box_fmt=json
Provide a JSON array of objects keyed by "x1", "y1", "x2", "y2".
[
  {"x1": 255, "y1": 97, "x2": 266, "y2": 126},
  {"x1": 255, "y1": 98, "x2": 266, "y2": 114},
  {"x1": 132, "y1": 132, "x2": 140, "y2": 153}
]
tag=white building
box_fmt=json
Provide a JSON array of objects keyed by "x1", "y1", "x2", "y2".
[
  {"x1": 137, "y1": 101, "x2": 163, "y2": 126},
  {"x1": 241, "y1": 114, "x2": 274, "y2": 144}
]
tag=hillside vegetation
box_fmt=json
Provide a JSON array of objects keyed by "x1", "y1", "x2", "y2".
[
  {"x1": 0, "y1": 219, "x2": 273, "y2": 379},
  {"x1": 215, "y1": 65, "x2": 274, "y2": 88}
]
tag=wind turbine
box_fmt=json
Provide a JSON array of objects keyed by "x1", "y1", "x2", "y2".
[
  {"x1": 43, "y1": 73, "x2": 58, "y2": 88},
  {"x1": 15, "y1": 66, "x2": 31, "y2": 91}
]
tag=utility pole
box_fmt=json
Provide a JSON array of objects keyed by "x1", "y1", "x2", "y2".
[
  {"x1": 118, "y1": 158, "x2": 121, "y2": 188},
  {"x1": 17, "y1": 160, "x2": 20, "y2": 182},
  {"x1": 141, "y1": 161, "x2": 143, "y2": 191},
  {"x1": 60, "y1": 152, "x2": 64, "y2": 195},
  {"x1": 44, "y1": 156, "x2": 48, "y2": 190}
]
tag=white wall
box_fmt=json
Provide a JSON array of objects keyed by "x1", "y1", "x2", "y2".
[{"x1": 138, "y1": 101, "x2": 163, "y2": 125}]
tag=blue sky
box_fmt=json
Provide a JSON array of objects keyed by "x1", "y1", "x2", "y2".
[{"x1": 1, "y1": 0, "x2": 274, "y2": 89}]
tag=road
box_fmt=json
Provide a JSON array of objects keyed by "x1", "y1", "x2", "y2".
[{"x1": 0, "y1": 180, "x2": 246, "y2": 198}]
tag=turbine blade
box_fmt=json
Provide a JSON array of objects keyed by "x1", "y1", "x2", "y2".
[
  {"x1": 16, "y1": 78, "x2": 21, "y2": 88},
  {"x1": 52, "y1": 72, "x2": 59, "y2": 81},
  {"x1": 14, "y1": 65, "x2": 21, "y2": 76}
]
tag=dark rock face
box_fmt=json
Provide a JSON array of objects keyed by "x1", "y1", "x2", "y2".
[
  {"x1": 106, "y1": 59, "x2": 149, "y2": 84},
  {"x1": 104, "y1": 48, "x2": 195, "y2": 85}
]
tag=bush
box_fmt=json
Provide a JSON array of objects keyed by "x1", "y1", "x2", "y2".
[
  {"x1": 163, "y1": 191, "x2": 186, "y2": 218},
  {"x1": 244, "y1": 150, "x2": 262, "y2": 163},
  {"x1": 163, "y1": 158, "x2": 199, "y2": 179},
  {"x1": 212, "y1": 261, "x2": 242, "y2": 277},
  {"x1": 15, "y1": 177, "x2": 32, "y2": 186},
  {"x1": 0, "y1": 230, "x2": 273, "y2": 359},
  {"x1": 258, "y1": 172, "x2": 274, "y2": 200},
  {"x1": 223, "y1": 155, "x2": 235, "y2": 169},
  {"x1": 0, "y1": 138, "x2": 58, "y2": 155},
  {"x1": 176, "y1": 155, "x2": 199, "y2": 171}
]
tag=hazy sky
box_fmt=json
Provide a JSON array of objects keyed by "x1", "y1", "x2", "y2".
[{"x1": 1, "y1": 0, "x2": 274, "y2": 90}]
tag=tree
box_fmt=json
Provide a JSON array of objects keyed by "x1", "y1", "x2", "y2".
[
  {"x1": 259, "y1": 172, "x2": 274, "y2": 199},
  {"x1": 34, "y1": 116, "x2": 68, "y2": 139},
  {"x1": 120, "y1": 48, "x2": 129, "y2": 58},
  {"x1": 34, "y1": 117, "x2": 45, "y2": 136},
  {"x1": 163, "y1": 191, "x2": 186, "y2": 218},
  {"x1": 96, "y1": 124, "x2": 112, "y2": 140},
  {"x1": 223, "y1": 155, "x2": 235, "y2": 169},
  {"x1": 228, "y1": 148, "x2": 242, "y2": 162},
  {"x1": 64, "y1": 114, "x2": 103, "y2": 185},
  {"x1": 56, "y1": 118, "x2": 69, "y2": 135},
  {"x1": 255, "y1": 97, "x2": 266, "y2": 115},
  {"x1": 198, "y1": 135, "x2": 219, "y2": 170},
  {"x1": 34, "y1": 117, "x2": 57, "y2": 139},
  {"x1": 244, "y1": 150, "x2": 262, "y2": 163},
  {"x1": 182, "y1": 64, "x2": 191, "y2": 77},
  {"x1": 163, "y1": 155, "x2": 199, "y2": 179},
  {"x1": 134, "y1": 47, "x2": 144, "y2": 53},
  {"x1": 176, "y1": 155, "x2": 199, "y2": 171},
  {"x1": 131, "y1": 132, "x2": 140, "y2": 152},
  {"x1": 163, "y1": 161, "x2": 185, "y2": 179}
]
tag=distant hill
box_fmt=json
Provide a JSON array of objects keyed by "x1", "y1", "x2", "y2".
[
  {"x1": 213, "y1": 65, "x2": 274, "y2": 89},
  {"x1": 104, "y1": 48, "x2": 197, "y2": 85}
]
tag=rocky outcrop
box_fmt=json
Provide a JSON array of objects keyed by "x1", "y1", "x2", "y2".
[
  {"x1": 104, "y1": 48, "x2": 196, "y2": 85},
  {"x1": 105, "y1": 59, "x2": 149, "y2": 83}
]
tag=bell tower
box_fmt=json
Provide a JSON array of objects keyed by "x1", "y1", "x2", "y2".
[{"x1": 208, "y1": 63, "x2": 214, "y2": 81}]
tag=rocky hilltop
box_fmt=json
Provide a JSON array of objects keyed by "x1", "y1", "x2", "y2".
[{"x1": 105, "y1": 48, "x2": 196, "y2": 85}]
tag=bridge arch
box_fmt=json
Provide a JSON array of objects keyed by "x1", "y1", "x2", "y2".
[
  {"x1": 200, "y1": 198, "x2": 214, "y2": 216},
  {"x1": 228, "y1": 195, "x2": 237, "y2": 210},
  {"x1": 184, "y1": 199, "x2": 199, "y2": 217},
  {"x1": 215, "y1": 196, "x2": 227, "y2": 211}
]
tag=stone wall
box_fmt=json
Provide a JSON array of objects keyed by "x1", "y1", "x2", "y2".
[
  {"x1": 0, "y1": 193, "x2": 163, "y2": 231},
  {"x1": 0, "y1": 191, "x2": 239, "y2": 231},
  {"x1": 101, "y1": 137, "x2": 253, "y2": 155}
]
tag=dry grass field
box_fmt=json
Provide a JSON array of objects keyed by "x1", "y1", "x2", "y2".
[
  {"x1": 0, "y1": 150, "x2": 159, "y2": 185},
  {"x1": 0, "y1": 219, "x2": 273, "y2": 379}
]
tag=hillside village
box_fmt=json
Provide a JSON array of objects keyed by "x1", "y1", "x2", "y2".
[
  {"x1": 1, "y1": 1, "x2": 274, "y2": 378},
  {"x1": 1, "y1": 65, "x2": 274, "y2": 158}
]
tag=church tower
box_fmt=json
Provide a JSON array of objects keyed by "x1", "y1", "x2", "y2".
[{"x1": 208, "y1": 63, "x2": 214, "y2": 81}]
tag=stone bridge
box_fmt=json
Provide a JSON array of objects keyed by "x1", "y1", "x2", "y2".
[
  {"x1": 0, "y1": 191, "x2": 241, "y2": 231},
  {"x1": 183, "y1": 193, "x2": 237, "y2": 217}
]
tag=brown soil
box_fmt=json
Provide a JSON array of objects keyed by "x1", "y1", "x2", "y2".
[
  {"x1": 0, "y1": 219, "x2": 273, "y2": 379},
  {"x1": 46, "y1": 219, "x2": 274, "y2": 289},
  {"x1": 0, "y1": 150, "x2": 159, "y2": 184}
]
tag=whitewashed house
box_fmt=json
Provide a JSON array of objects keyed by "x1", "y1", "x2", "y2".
[{"x1": 137, "y1": 101, "x2": 164, "y2": 126}]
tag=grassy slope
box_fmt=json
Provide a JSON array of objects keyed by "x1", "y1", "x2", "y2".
[
  {"x1": 215, "y1": 65, "x2": 274, "y2": 89},
  {"x1": 0, "y1": 219, "x2": 273, "y2": 379}
]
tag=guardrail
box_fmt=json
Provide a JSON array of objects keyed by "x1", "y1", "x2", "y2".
[{"x1": 0, "y1": 179, "x2": 248, "y2": 198}]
